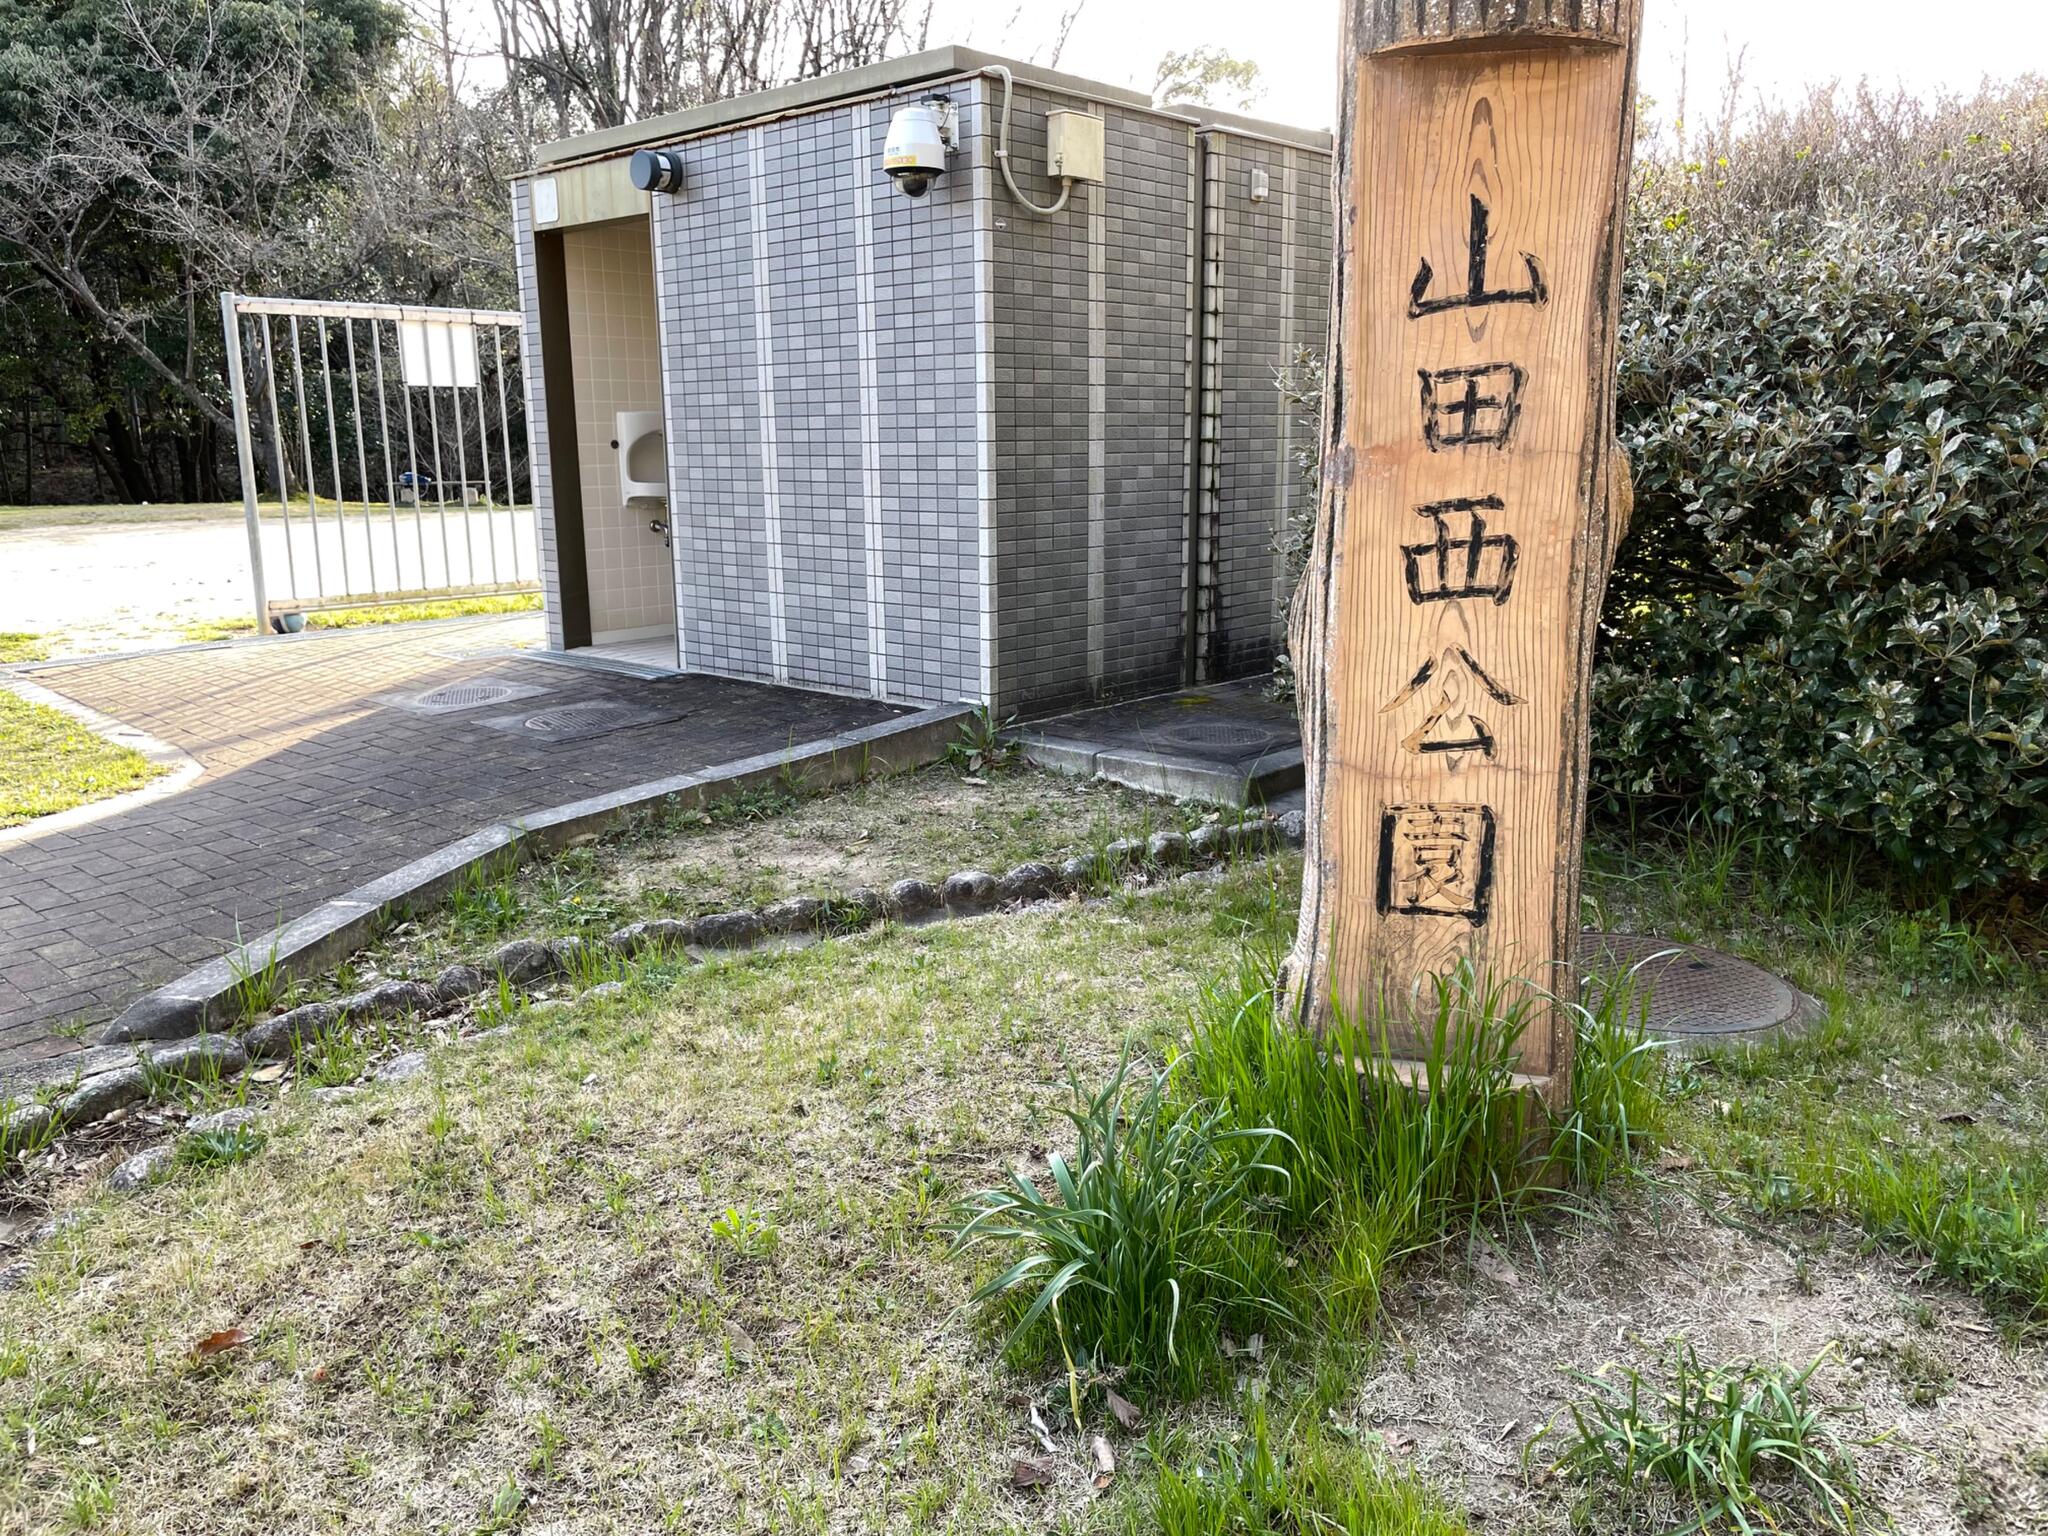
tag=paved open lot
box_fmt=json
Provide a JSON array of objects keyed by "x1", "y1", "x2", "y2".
[
  {"x1": 1, "y1": 508, "x2": 535, "y2": 655},
  {"x1": 0, "y1": 616, "x2": 904, "y2": 1066}
]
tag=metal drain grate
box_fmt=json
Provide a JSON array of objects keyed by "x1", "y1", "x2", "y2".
[
  {"x1": 1578, "y1": 932, "x2": 1821, "y2": 1045},
  {"x1": 478, "y1": 699, "x2": 683, "y2": 743},
  {"x1": 378, "y1": 677, "x2": 553, "y2": 716}
]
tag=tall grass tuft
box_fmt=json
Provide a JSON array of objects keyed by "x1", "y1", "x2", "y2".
[
  {"x1": 1148, "y1": 1407, "x2": 1472, "y2": 1536},
  {"x1": 949, "y1": 1050, "x2": 1295, "y2": 1401},
  {"x1": 956, "y1": 953, "x2": 1673, "y2": 1393},
  {"x1": 1542, "y1": 1342, "x2": 1866, "y2": 1533},
  {"x1": 1558, "y1": 962, "x2": 1668, "y2": 1192},
  {"x1": 1182, "y1": 954, "x2": 1538, "y2": 1225}
]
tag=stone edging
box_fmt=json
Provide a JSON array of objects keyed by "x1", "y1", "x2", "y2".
[
  {"x1": 0, "y1": 675, "x2": 203, "y2": 849},
  {"x1": 1, "y1": 809, "x2": 1308, "y2": 1164},
  {"x1": 97, "y1": 704, "x2": 975, "y2": 1048}
]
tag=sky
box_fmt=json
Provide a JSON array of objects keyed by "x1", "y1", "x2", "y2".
[{"x1": 926, "y1": 0, "x2": 2048, "y2": 131}]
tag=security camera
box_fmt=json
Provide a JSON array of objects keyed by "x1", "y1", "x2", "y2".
[{"x1": 884, "y1": 97, "x2": 956, "y2": 197}]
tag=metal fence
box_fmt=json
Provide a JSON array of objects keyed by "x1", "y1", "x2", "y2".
[{"x1": 220, "y1": 293, "x2": 538, "y2": 628}]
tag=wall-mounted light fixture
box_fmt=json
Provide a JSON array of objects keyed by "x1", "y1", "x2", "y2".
[{"x1": 628, "y1": 147, "x2": 686, "y2": 194}]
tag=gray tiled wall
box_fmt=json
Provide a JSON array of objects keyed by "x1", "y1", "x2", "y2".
[
  {"x1": 646, "y1": 92, "x2": 982, "y2": 708},
  {"x1": 1196, "y1": 131, "x2": 1333, "y2": 680},
  {"x1": 987, "y1": 82, "x2": 1199, "y2": 716},
  {"x1": 514, "y1": 78, "x2": 1326, "y2": 715}
]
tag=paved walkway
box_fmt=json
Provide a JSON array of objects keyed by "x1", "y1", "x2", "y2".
[{"x1": 0, "y1": 617, "x2": 903, "y2": 1066}]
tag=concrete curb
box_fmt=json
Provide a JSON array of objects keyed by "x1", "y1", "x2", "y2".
[
  {"x1": 0, "y1": 675, "x2": 204, "y2": 849},
  {"x1": 1012, "y1": 729, "x2": 1303, "y2": 806},
  {"x1": 97, "y1": 703, "x2": 972, "y2": 1047}
]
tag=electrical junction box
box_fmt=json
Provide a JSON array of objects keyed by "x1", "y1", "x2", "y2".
[{"x1": 1046, "y1": 110, "x2": 1106, "y2": 183}]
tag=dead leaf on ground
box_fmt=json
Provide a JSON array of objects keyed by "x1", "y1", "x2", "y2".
[
  {"x1": 1090, "y1": 1435, "x2": 1115, "y2": 1491},
  {"x1": 190, "y1": 1327, "x2": 251, "y2": 1360},
  {"x1": 1472, "y1": 1246, "x2": 1520, "y2": 1290},
  {"x1": 1655, "y1": 1150, "x2": 1696, "y2": 1172},
  {"x1": 251, "y1": 1064, "x2": 288, "y2": 1084},
  {"x1": 1012, "y1": 1458, "x2": 1055, "y2": 1490},
  {"x1": 1937, "y1": 1111, "x2": 1978, "y2": 1126},
  {"x1": 1105, "y1": 1388, "x2": 1141, "y2": 1433},
  {"x1": 721, "y1": 1319, "x2": 761, "y2": 1364}
]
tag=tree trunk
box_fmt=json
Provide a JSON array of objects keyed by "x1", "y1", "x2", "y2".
[
  {"x1": 98, "y1": 408, "x2": 154, "y2": 503},
  {"x1": 1286, "y1": 0, "x2": 1644, "y2": 1108}
]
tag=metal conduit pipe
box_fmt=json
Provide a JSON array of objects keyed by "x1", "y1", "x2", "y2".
[{"x1": 986, "y1": 64, "x2": 1074, "y2": 218}]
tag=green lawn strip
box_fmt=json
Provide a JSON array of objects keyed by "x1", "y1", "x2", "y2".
[
  {"x1": 0, "y1": 501, "x2": 249, "y2": 533},
  {"x1": 0, "y1": 634, "x2": 49, "y2": 665},
  {"x1": 0, "y1": 689, "x2": 165, "y2": 828},
  {"x1": 2, "y1": 789, "x2": 2033, "y2": 1532},
  {"x1": 179, "y1": 591, "x2": 542, "y2": 643},
  {"x1": 0, "y1": 872, "x2": 1286, "y2": 1531},
  {"x1": 0, "y1": 498, "x2": 467, "y2": 534},
  {"x1": 1583, "y1": 828, "x2": 2048, "y2": 1326}
]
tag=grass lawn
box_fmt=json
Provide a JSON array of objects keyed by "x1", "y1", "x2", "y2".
[
  {"x1": 179, "y1": 592, "x2": 543, "y2": 644},
  {"x1": 0, "y1": 502, "x2": 253, "y2": 534},
  {"x1": 0, "y1": 767, "x2": 2042, "y2": 1534},
  {"x1": 0, "y1": 689, "x2": 165, "y2": 830},
  {"x1": 0, "y1": 634, "x2": 49, "y2": 665}
]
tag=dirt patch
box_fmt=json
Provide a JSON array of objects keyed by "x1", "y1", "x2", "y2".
[
  {"x1": 1358, "y1": 1183, "x2": 2048, "y2": 1534},
  {"x1": 353, "y1": 763, "x2": 1205, "y2": 982}
]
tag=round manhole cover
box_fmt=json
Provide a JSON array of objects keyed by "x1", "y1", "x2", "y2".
[
  {"x1": 1156, "y1": 720, "x2": 1291, "y2": 751},
  {"x1": 1578, "y1": 932, "x2": 1820, "y2": 1046},
  {"x1": 522, "y1": 701, "x2": 631, "y2": 734},
  {"x1": 414, "y1": 682, "x2": 520, "y2": 710}
]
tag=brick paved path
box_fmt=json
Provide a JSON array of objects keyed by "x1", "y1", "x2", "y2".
[{"x1": 0, "y1": 618, "x2": 903, "y2": 1066}]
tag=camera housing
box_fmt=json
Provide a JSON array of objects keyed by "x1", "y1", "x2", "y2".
[{"x1": 883, "y1": 98, "x2": 955, "y2": 197}]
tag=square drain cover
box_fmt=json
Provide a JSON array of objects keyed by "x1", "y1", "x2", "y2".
[
  {"x1": 379, "y1": 677, "x2": 554, "y2": 715},
  {"x1": 477, "y1": 700, "x2": 683, "y2": 743}
]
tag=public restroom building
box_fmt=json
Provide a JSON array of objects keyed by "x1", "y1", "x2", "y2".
[{"x1": 512, "y1": 46, "x2": 1331, "y2": 715}]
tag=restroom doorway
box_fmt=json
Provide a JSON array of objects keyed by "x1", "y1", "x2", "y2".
[{"x1": 556, "y1": 214, "x2": 677, "y2": 668}]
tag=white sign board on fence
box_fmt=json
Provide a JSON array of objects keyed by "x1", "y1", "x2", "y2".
[{"x1": 398, "y1": 320, "x2": 479, "y2": 389}]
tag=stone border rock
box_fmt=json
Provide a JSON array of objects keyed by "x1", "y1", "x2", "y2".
[
  {"x1": 3, "y1": 808, "x2": 1309, "y2": 1168},
  {"x1": 0, "y1": 674, "x2": 202, "y2": 849},
  {"x1": 98, "y1": 704, "x2": 974, "y2": 1048}
]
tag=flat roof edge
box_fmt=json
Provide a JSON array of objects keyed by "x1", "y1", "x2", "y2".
[
  {"x1": 1165, "y1": 102, "x2": 1333, "y2": 153},
  {"x1": 534, "y1": 46, "x2": 1155, "y2": 169}
]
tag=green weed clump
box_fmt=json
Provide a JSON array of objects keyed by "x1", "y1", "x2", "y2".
[
  {"x1": 1148, "y1": 1408, "x2": 1470, "y2": 1536},
  {"x1": 1543, "y1": 1341, "x2": 1866, "y2": 1534},
  {"x1": 949, "y1": 1050, "x2": 1295, "y2": 1401},
  {"x1": 957, "y1": 955, "x2": 1669, "y2": 1392}
]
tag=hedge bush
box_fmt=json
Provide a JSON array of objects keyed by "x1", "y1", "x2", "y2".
[
  {"x1": 1279, "y1": 85, "x2": 2048, "y2": 888},
  {"x1": 1598, "y1": 84, "x2": 2048, "y2": 887}
]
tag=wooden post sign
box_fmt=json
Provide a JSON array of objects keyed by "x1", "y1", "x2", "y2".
[{"x1": 1287, "y1": 0, "x2": 1643, "y2": 1105}]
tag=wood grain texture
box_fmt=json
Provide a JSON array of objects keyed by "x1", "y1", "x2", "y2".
[{"x1": 1287, "y1": 0, "x2": 1642, "y2": 1105}]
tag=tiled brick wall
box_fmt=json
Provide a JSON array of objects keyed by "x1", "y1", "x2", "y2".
[
  {"x1": 1196, "y1": 131, "x2": 1334, "y2": 681},
  {"x1": 645, "y1": 92, "x2": 983, "y2": 707},
  {"x1": 512, "y1": 75, "x2": 1329, "y2": 714},
  {"x1": 987, "y1": 82, "x2": 1199, "y2": 716}
]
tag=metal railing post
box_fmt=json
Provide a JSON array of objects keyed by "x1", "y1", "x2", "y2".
[{"x1": 219, "y1": 292, "x2": 268, "y2": 634}]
